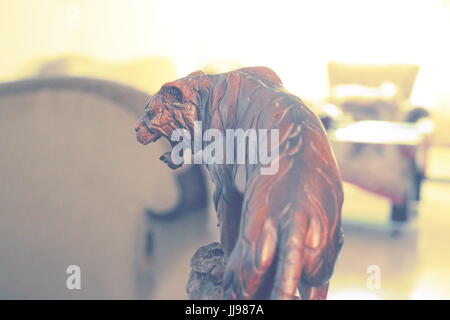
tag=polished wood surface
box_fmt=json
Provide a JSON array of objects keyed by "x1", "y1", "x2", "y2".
[{"x1": 136, "y1": 67, "x2": 344, "y2": 299}]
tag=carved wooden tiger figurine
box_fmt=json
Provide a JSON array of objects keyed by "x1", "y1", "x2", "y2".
[{"x1": 135, "y1": 67, "x2": 344, "y2": 299}]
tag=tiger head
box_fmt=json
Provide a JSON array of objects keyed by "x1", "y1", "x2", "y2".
[{"x1": 135, "y1": 71, "x2": 206, "y2": 169}]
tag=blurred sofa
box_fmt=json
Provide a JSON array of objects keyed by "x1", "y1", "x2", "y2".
[{"x1": 318, "y1": 62, "x2": 434, "y2": 225}]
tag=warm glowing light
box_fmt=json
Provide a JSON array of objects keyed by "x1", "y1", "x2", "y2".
[
  {"x1": 329, "y1": 289, "x2": 380, "y2": 300},
  {"x1": 1, "y1": 0, "x2": 450, "y2": 103},
  {"x1": 410, "y1": 289, "x2": 439, "y2": 300},
  {"x1": 333, "y1": 121, "x2": 425, "y2": 144}
]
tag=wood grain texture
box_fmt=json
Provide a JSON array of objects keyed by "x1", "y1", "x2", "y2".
[{"x1": 136, "y1": 67, "x2": 344, "y2": 299}]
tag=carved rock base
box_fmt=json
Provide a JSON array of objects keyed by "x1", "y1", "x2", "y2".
[{"x1": 186, "y1": 242, "x2": 226, "y2": 300}]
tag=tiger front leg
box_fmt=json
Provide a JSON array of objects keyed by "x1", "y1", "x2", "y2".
[{"x1": 216, "y1": 191, "x2": 243, "y2": 258}]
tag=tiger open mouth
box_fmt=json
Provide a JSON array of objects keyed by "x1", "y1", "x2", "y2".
[{"x1": 135, "y1": 123, "x2": 183, "y2": 169}]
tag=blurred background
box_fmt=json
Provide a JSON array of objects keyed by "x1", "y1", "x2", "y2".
[{"x1": 1, "y1": 0, "x2": 450, "y2": 299}]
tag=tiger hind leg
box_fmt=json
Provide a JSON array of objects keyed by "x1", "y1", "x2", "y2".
[{"x1": 299, "y1": 280, "x2": 329, "y2": 300}]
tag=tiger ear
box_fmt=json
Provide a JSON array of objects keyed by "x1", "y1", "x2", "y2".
[
  {"x1": 187, "y1": 70, "x2": 205, "y2": 77},
  {"x1": 160, "y1": 85, "x2": 183, "y2": 103}
]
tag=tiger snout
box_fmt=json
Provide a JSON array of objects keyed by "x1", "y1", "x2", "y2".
[{"x1": 135, "y1": 119, "x2": 161, "y2": 145}]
